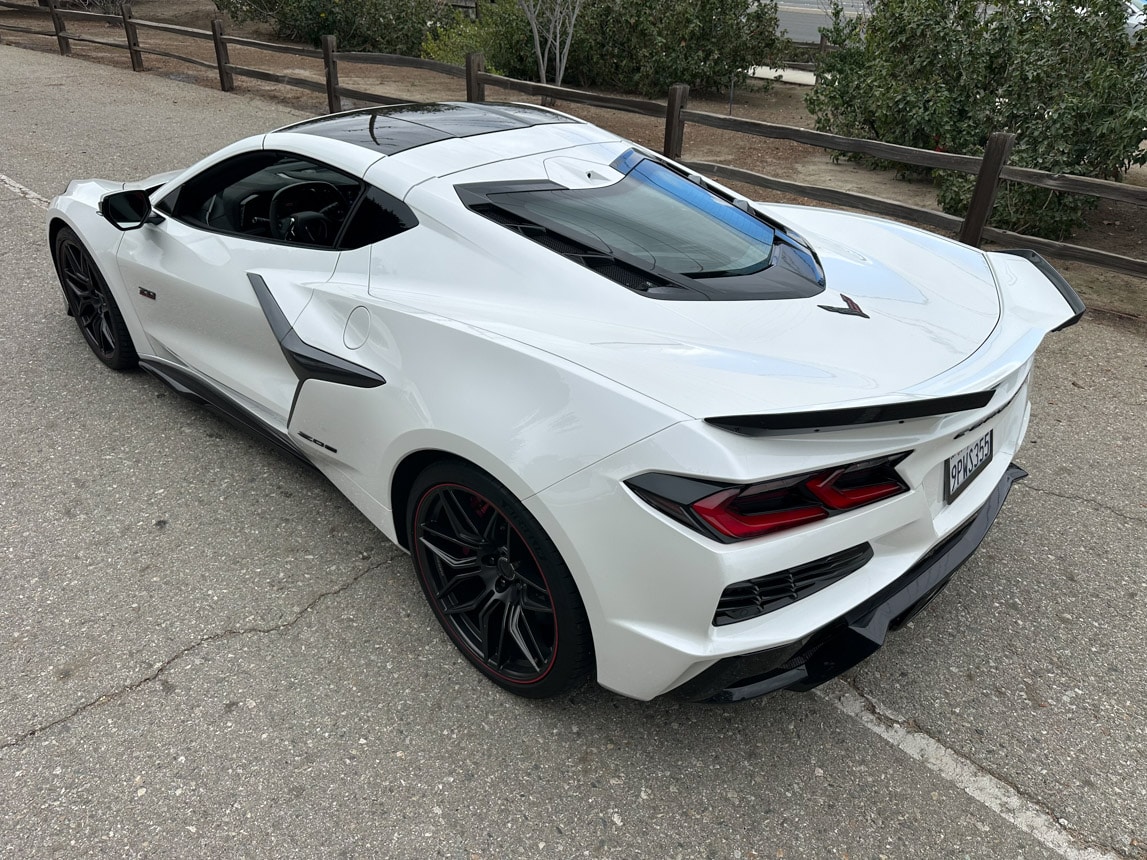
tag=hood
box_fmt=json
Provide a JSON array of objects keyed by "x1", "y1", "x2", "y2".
[
  {"x1": 57, "y1": 170, "x2": 183, "y2": 209},
  {"x1": 126, "y1": 169, "x2": 183, "y2": 193},
  {"x1": 463, "y1": 207, "x2": 1003, "y2": 418}
]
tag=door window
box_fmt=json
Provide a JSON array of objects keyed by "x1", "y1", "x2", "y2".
[{"x1": 156, "y1": 151, "x2": 363, "y2": 249}]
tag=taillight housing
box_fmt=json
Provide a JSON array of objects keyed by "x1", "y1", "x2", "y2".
[{"x1": 626, "y1": 454, "x2": 910, "y2": 543}]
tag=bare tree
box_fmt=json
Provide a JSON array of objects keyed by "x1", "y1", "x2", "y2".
[{"x1": 516, "y1": 0, "x2": 584, "y2": 87}]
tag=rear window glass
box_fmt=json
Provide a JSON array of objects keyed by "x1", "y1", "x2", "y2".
[{"x1": 486, "y1": 156, "x2": 776, "y2": 278}]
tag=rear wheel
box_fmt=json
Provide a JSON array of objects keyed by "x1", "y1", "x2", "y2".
[
  {"x1": 409, "y1": 462, "x2": 593, "y2": 698},
  {"x1": 53, "y1": 227, "x2": 137, "y2": 370}
]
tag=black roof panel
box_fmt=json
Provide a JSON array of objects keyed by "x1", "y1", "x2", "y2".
[{"x1": 280, "y1": 102, "x2": 579, "y2": 156}]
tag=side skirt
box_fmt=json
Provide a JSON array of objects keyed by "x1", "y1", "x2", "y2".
[{"x1": 138, "y1": 358, "x2": 316, "y2": 470}]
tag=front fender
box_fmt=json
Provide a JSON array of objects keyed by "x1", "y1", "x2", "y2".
[{"x1": 48, "y1": 185, "x2": 155, "y2": 357}]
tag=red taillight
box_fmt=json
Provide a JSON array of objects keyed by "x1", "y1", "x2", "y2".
[
  {"x1": 692, "y1": 487, "x2": 827, "y2": 539},
  {"x1": 627, "y1": 454, "x2": 909, "y2": 543},
  {"x1": 805, "y1": 467, "x2": 904, "y2": 509}
]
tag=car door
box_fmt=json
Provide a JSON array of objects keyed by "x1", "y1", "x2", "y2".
[{"x1": 115, "y1": 149, "x2": 362, "y2": 425}]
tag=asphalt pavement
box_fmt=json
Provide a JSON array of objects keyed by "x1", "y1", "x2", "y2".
[
  {"x1": 778, "y1": 0, "x2": 865, "y2": 44},
  {"x1": 0, "y1": 44, "x2": 1144, "y2": 860}
]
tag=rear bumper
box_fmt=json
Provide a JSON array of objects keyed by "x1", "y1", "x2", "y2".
[{"x1": 673, "y1": 463, "x2": 1027, "y2": 703}]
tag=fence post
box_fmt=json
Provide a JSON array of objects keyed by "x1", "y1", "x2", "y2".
[
  {"x1": 958, "y1": 131, "x2": 1015, "y2": 247},
  {"x1": 121, "y1": 3, "x2": 143, "y2": 72},
  {"x1": 321, "y1": 34, "x2": 341, "y2": 114},
  {"x1": 465, "y1": 52, "x2": 485, "y2": 102},
  {"x1": 663, "y1": 83, "x2": 689, "y2": 159},
  {"x1": 45, "y1": 0, "x2": 69, "y2": 56},
  {"x1": 211, "y1": 18, "x2": 233, "y2": 92}
]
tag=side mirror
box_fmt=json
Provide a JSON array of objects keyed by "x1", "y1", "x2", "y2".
[{"x1": 100, "y1": 189, "x2": 162, "y2": 231}]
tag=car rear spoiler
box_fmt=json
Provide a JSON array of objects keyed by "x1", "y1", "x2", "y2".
[{"x1": 995, "y1": 249, "x2": 1085, "y2": 331}]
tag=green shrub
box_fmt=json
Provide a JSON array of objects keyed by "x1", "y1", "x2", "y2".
[
  {"x1": 422, "y1": 2, "x2": 536, "y2": 79},
  {"x1": 424, "y1": 0, "x2": 783, "y2": 96},
  {"x1": 807, "y1": 0, "x2": 1147, "y2": 239},
  {"x1": 212, "y1": 0, "x2": 451, "y2": 55},
  {"x1": 49, "y1": 0, "x2": 121, "y2": 9},
  {"x1": 575, "y1": 0, "x2": 783, "y2": 95}
]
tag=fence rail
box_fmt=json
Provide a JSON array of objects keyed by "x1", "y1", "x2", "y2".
[
  {"x1": 683, "y1": 160, "x2": 965, "y2": 234},
  {"x1": 223, "y1": 33, "x2": 321, "y2": 58},
  {"x1": 54, "y1": 7, "x2": 117, "y2": 24},
  {"x1": 476, "y1": 72, "x2": 666, "y2": 117},
  {"x1": 1, "y1": 0, "x2": 1143, "y2": 281},
  {"x1": 131, "y1": 19, "x2": 215, "y2": 40},
  {"x1": 335, "y1": 50, "x2": 466, "y2": 78},
  {"x1": 681, "y1": 109, "x2": 989, "y2": 175}
]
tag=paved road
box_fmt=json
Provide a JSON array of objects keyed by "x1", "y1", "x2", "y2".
[
  {"x1": 778, "y1": 0, "x2": 865, "y2": 44},
  {"x1": 1, "y1": 44, "x2": 1144, "y2": 860}
]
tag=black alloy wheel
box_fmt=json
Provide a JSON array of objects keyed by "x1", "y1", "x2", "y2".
[
  {"x1": 409, "y1": 462, "x2": 593, "y2": 698},
  {"x1": 53, "y1": 227, "x2": 137, "y2": 370}
]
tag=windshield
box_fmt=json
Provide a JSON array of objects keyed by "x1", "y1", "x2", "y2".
[{"x1": 487, "y1": 155, "x2": 776, "y2": 277}]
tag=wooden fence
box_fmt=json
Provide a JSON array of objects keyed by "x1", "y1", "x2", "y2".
[{"x1": 2, "y1": 0, "x2": 1145, "y2": 279}]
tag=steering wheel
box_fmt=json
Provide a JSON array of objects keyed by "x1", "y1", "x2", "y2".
[{"x1": 269, "y1": 180, "x2": 345, "y2": 245}]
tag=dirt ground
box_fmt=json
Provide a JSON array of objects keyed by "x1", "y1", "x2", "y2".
[{"x1": 2, "y1": 0, "x2": 1144, "y2": 319}]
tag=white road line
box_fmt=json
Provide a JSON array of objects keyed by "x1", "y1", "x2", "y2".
[
  {"x1": 0, "y1": 173, "x2": 50, "y2": 209},
  {"x1": 816, "y1": 679, "x2": 1120, "y2": 860}
]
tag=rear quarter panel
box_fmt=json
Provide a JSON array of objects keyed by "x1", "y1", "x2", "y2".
[{"x1": 285, "y1": 288, "x2": 688, "y2": 538}]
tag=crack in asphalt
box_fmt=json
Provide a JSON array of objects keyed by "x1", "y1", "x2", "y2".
[
  {"x1": 0, "y1": 563, "x2": 380, "y2": 754},
  {"x1": 821, "y1": 677, "x2": 1126, "y2": 860},
  {"x1": 1017, "y1": 481, "x2": 1146, "y2": 526}
]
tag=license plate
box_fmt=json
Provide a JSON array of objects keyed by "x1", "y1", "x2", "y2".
[{"x1": 945, "y1": 429, "x2": 993, "y2": 503}]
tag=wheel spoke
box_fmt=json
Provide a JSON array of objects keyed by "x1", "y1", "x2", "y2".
[
  {"x1": 64, "y1": 271, "x2": 91, "y2": 296},
  {"x1": 61, "y1": 246, "x2": 93, "y2": 303},
  {"x1": 421, "y1": 523, "x2": 482, "y2": 553},
  {"x1": 419, "y1": 534, "x2": 481, "y2": 570},
  {"x1": 516, "y1": 568, "x2": 554, "y2": 613},
  {"x1": 441, "y1": 588, "x2": 490, "y2": 616},
  {"x1": 476, "y1": 591, "x2": 505, "y2": 663},
  {"x1": 64, "y1": 245, "x2": 84, "y2": 275},
  {"x1": 507, "y1": 604, "x2": 544, "y2": 671},
  {"x1": 481, "y1": 507, "x2": 504, "y2": 544},
  {"x1": 520, "y1": 592, "x2": 554, "y2": 615},
  {"x1": 98, "y1": 314, "x2": 115, "y2": 353},
  {"x1": 492, "y1": 600, "x2": 512, "y2": 668},
  {"x1": 433, "y1": 570, "x2": 482, "y2": 602},
  {"x1": 440, "y1": 489, "x2": 482, "y2": 543}
]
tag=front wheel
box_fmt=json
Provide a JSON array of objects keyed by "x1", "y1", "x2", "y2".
[
  {"x1": 53, "y1": 226, "x2": 137, "y2": 370},
  {"x1": 409, "y1": 462, "x2": 593, "y2": 698}
]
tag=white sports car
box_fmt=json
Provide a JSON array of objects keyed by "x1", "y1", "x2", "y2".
[{"x1": 47, "y1": 102, "x2": 1083, "y2": 702}]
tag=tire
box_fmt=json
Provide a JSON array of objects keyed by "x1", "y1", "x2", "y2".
[
  {"x1": 53, "y1": 226, "x2": 138, "y2": 370},
  {"x1": 409, "y1": 461, "x2": 593, "y2": 698}
]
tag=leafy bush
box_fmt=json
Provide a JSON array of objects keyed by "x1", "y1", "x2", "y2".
[
  {"x1": 806, "y1": 0, "x2": 1147, "y2": 239},
  {"x1": 212, "y1": 0, "x2": 451, "y2": 55},
  {"x1": 422, "y1": 2, "x2": 536, "y2": 79},
  {"x1": 424, "y1": 0, "x2": 783, "y2": 96},
  {"x1": 58, "y1": 0, "x2": 122, "y2": 10},
  {"x1": 575, "y1": 0, "x2": 783, "y2": 95}
]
